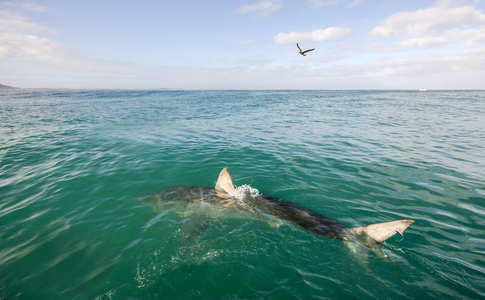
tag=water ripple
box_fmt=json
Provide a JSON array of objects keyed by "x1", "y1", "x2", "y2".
[{"x1": 1, "y1": 90, "x2": 485, "y2": 299}]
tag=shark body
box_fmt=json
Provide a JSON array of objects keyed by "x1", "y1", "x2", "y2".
[{"x1": 144, "y1": 168, "x2": 414, "y2": 259}]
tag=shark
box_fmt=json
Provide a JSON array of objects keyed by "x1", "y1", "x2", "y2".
[{"x1": 143, "y1": 167, "x2": 414, "y2": 262}]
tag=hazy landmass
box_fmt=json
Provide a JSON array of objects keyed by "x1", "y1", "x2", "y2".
[{"x1": 0, "y1": 84, "x2": 17, "y2": 89}]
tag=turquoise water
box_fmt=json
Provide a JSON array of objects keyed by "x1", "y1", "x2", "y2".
[{"x1": 1, "y1": 89, "x2": 484, "y2": 299}]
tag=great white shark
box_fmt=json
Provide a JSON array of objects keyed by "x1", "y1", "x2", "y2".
[{"x1": 143, "y1": 167, "x2": 414, "y2": 262}]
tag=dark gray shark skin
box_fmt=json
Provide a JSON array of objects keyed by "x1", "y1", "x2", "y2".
[
  {"x1": 143, "y1": 168, "x2": 414, "y2": 255},
  {"x1": 245, "y1": 194, "x2": 347, "y2": 240},
  {"x1": 145, "y1": 186, "x2": 346, "y2": 239}
]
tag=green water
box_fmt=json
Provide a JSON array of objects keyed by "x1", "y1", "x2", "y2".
[{"x1": 1, "y1": 90, "x2": 484, "y2": 299}]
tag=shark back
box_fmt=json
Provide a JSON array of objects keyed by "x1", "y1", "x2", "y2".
[
  {"x1": 245, "y1": 194, "x2": 347, "y2": 239},
  {"x1": 141, "y1": 185, "x2": 218, "y2": 211}
]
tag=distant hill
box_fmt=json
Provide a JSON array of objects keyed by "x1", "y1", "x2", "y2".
[{"x1": 0, "y1": 84, "x2": 17, "y2": 89}]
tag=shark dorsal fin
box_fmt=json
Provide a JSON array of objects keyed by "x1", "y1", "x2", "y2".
[
  {"x1": 215, "y1": 167, "x2": 235, "y2": 194},
  {"x1": 348, "y1": 219, "x2": 414, "y2": 245}
]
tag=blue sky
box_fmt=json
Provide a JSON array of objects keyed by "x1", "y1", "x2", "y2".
[{"x1": 1, "y1": 0, "x2": 485, "y2": 89}]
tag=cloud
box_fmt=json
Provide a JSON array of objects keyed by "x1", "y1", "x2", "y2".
[
  {"x1": 274, "y1": 27, "x2": 351, "y2": 44},
  {"x1": 326, "y1": 47, "x2": 485, "y2": 79},
  {"x1": 0, "y1": 9, "x2": 46, "y2": 33},
  {"x1": 378, "y1": 48, "x2": 485, "y2": 77},
  {"x1": 348, "y1": 0, "x2": 367, "y2": 7},
  {"x1": 232, "y1": 40, "x2": 257, "y2": 47},
  {"x1": 371, "y1": 4, "x2": 485, "y2": 38},
  {"x1": 146, "y1": 47, "x2": 485, "y2": 89},
  {"x1": 0, "y1": 8, "x2": 65, "y2": 62},
  {"x1": 0, "y1": 5, "x2": 136, "y2": 73},
  {"x1": 394, "y1": 27, "x2": 485, "y2": 49},
  {"x1": 306, "y1": 0, "x2": 366, "y2": 8},
  {"x1": 311, "y1": 53, "x2": 348, "y2": 64},
  {"x1": 306, "y1": 0, "x2": 342, "y2": 8},
  {"x1": 370, "y1": 4, "x2": 485, "y2": 51},
  {"x1": 236, "y1": 0, "x2": 281, "y2": 18},
  {"x1": 0, "y1": 1, "x2": 46, "y2": 12}
]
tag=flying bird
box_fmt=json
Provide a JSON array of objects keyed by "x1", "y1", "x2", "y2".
[{"x1": 297, "y1": 43, "x2": 315, "y2": 56}]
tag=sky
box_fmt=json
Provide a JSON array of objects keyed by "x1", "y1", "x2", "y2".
[{"x1": 1, "y1": 0, "x2": 485, "y2": 89}]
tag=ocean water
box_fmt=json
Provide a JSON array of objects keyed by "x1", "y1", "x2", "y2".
[{"x1": 0, "y1": 89, "x2": 484, "y2": 299}]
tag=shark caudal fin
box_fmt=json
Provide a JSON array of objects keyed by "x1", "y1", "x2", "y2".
[
  {"x1": 348, "y1": 219, "x2": 414, "y2": 245},
  {"x1": 344, "y1": 219, "x2": 414, "y2": 266},
  {"x1": 215, "y1": 167, "x2": 236, "y2": 194}
]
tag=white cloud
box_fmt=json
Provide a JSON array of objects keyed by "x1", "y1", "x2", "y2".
[
  {"x1": 330, "y1": 47, "x2": 485, "y2": 78},
  {"x1": 274, "y1": 27, "x2": 351, "y2": 44},
  {"x1": 394, "y1": 27, "x2": 485, "y2": 49},
  {"x1": 232, "y1": 40, "x2": 257, "y2": 47},
  {"x1": 378, "y1": 48, "x2": 485, "y2": 77},
  {"x1": 0, "y1": 32, "x2": 64, "y2": 61},
  {"x1": 371, "y1": 5, "x2": 485, "y2": 38},
  {"x1": 371, "y1": 4, "x2": 485, "y2": 51},
  {"x1": 147, "y1": 47, "x2": 485, "y2": 89},
  {"x1": 236, "y1": 0, "x2": 281, "y2": 18},
  {"x1": 0, "y1": 5, "x2": 136, "y2": 73},
  {"x1": 394, "y1": 36, "x2": 448, "y2": 49},
  {"x1": 0, "y1": 9, "x2": 65, "y2": 63},
  {"x1": 306, "y1": 0, "x2": 342, "y2": 8},
  {"x1": 306, "y1": 0, "x2": 366, "y2": 8},
  {"x1": 311, "y1": 53, "x2": 348, "y2": 64},
  {"x1": 348, "y1": 0, "x2": 367, "y2": 7},
  {"x1": 0, "y1": 9, "x2": 46, "y2": 33},
  {"x1": 0, "y1": 1, "x2": 46, "y2": 12}
]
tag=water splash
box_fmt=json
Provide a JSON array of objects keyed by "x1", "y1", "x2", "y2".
[
  {"x1": 230, "y1": 184, "x2": 285, "y2": 228},
  {"x1": 231, "y1": 184, "x2": 260, "y2": 202}
]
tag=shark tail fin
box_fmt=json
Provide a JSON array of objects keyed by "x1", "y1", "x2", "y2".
[
  {"x1": 348, "y1": 219, "x2": 414, "y2": 245},
  {"x1": 215, "y1": 167, "x2": 235, "y2": 194},
  {"x1": 345, "y1": 219, "x2": 414, "y2": 266}
]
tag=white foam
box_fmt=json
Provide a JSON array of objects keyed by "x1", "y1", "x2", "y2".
[
  {"x1": 230, "y1": 184, "x2": 260, "y2": 202},
  {"x1": 230, "y1": 184, "x2": 285, "y2": 228}
]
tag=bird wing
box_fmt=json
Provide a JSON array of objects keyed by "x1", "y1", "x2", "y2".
[
  {"x1": 302, "y1": 48, "x2": 315, "y2": 54},
  {"x1": 296, "y1": 43, "x2": 302, "y2": 52}
]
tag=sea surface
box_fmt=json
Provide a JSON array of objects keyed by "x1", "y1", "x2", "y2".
[{"x1": 1, "y1": 89, "x2": 484, "y2": 299}]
